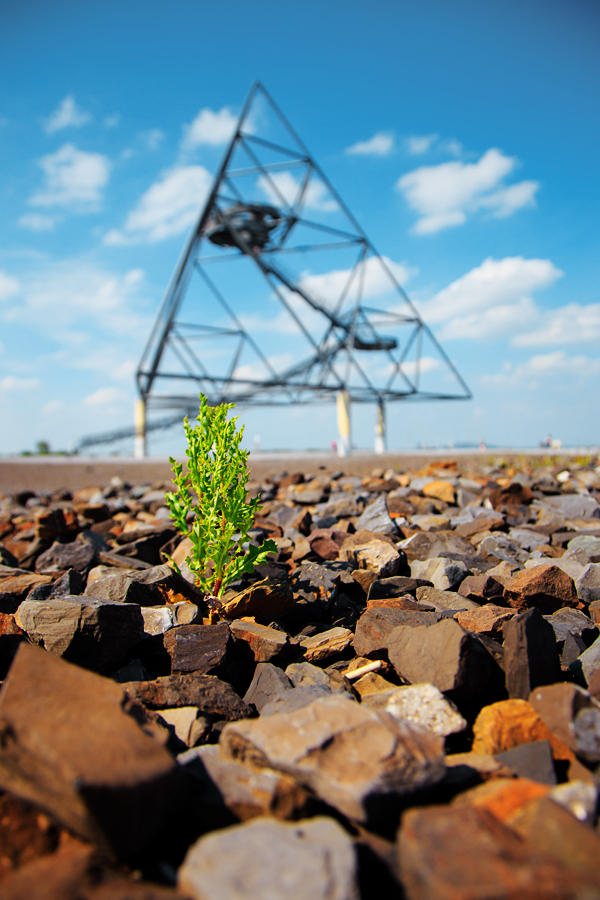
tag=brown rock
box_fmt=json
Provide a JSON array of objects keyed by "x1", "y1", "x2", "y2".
[
  {"x1": 220, "y1": 695, "x2": 445, "y2": 824},
  {"x1": 529, "y1": 682, "x2": 600, "y2": 762},
  {"x1": 452, "y1": 777, "x2": 550, "y2": 820},
  {"x1": 0, "y1": 793, "x2": 67, "y2": 881},
  {"x1": 229, "y1": 619, "x2": 290, "y2": 664},
  {"x1": 307, "y1": 528, "x2": 346, "y2": 561},
  {"x1": 0, "y1": 572, "x2": 52, "y2": 613},
  {"x1": 399, "y1": 531, "x2": 474, "y2": 563},
  {"x1": 471, "y1": 698, "x2": 574, "y2": 762},
  {"x1": 300, "y1": 626, "x2": 352, "y2": 663},
  {"x1": 367, "y1": 595, "x2": 432, "y2": 612},
  {"x1": 503, "y1": 565, "x2": 578, "y2": 614},
  {"x1": 397, "y1": 804, "x2": 592, "y2": 900},
  {"x1": 458, "y1": 572, "x2": 505, "y2": 603},
  {"x1": 0, "y1": 843, "x2": 96, "y2": 900},
  {"x1": 339, "y1": 531, "x2": 404, "y2": 578},
  {"x1": 220, "y1": 577, "x2": 294, "y2": 620},
  {"x1": 489, "y1": 482, "x2": 534, "y2": 508},
  {"x1": 455, "y1": 604, "x2": 516, "y2": 636},
  {"x1": 388, "y1": 618, "x2": 505, "y2": 712},
  {"x1": 507, "y1": 796, "x2": 600, "y2": 885},
  {"x1": 163, "y1": 622, "x2": 233, "y2": 674},
  {"x1": 354, "y1": 606, "x2": 440, "y2": 659},
  {"x1": 0, "y1": 643, "x2": 179, "y2": 856},
  {"x1": 123, "y1": 672, "x2": 252, "y2": 720},
  {"x1": 34, "y1": 507, "x2": 79, "y2": 542},
  {"x1": 422, "y1": 480, "x2": 455, "y2": 504},
  {"x1": 85, "y1": 562, "x2": 199, "y2": 607},
  {"x1": 455, "y1": 516, "x2": 504, "y2": 538}
]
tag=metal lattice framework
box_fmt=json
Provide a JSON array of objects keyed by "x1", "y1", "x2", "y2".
[{"x1": 78, "y1": 82, "x2": 470, "y2": 452}]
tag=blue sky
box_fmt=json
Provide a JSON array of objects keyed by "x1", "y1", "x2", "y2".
[{"x1": 1, "y1": 0, "x2": 598, "y2": 455}]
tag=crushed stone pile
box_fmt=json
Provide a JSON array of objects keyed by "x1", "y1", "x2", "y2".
[{"x1": 0, "y1": 455, "x2": 600, "y2": 899}]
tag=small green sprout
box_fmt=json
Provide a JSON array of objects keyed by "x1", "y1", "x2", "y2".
[{"x1": 165, "y1": 394, "x2": 277, "y2": 602}]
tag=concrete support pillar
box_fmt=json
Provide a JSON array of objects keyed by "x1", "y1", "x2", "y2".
[
  {"x1": 336, "y1": 390, "x2": 351, "y2": 457},
  {"x1": 134, "y1": 398, "x2": 147, "y2": 459},
  {"x1": 374, "y1": 399, "x2": 386, "y2": 455}
]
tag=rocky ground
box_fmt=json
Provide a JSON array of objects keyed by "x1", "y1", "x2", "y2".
[{"x1": 0, "y1": 454, "x2": 599, "y2": 899}]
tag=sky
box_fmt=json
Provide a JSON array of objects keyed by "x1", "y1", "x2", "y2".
[{"x1": 0, "y1": 0, "x2": 599, "y2": 456}]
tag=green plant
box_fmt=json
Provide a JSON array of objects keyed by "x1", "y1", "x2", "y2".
[{"x1": 165, "y1": 394, "x2": 277, "y2": 600}]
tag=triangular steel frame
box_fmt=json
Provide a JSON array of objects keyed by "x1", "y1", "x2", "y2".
[{"x1": 136, "y1": 81, "x2": 471, "y2": 429}]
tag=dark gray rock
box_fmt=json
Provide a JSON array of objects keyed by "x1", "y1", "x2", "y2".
[
  {"x1": 503, "y1": 607, "x2": 562, "y2": 700},
  {"x1": 35, "y1": 540, "x2": 97, "y2": 575},
  {"x1": 354, "y1": 495, "x2": 398, "y2": 536},
  {"x1": 243, "y1": 662, "x2": 294, "y2": 712},
  {"x1": 495, "y1": 740, "x2": 557, "y2": 785}
]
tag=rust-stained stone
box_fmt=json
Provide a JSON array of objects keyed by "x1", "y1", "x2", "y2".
[
  {"x1": 0, "y1": 644, "x2": 180, "y2": 857},
  {"x1": 471, "y1": 698, "x2": 575, "y2": 762},
  {"x1": 503, "y1": 565, "x2": 578, "y2": 614},
  {"x1": 451, "y1": 777, "x2": 550, "y2": 821},
  {"x1": 455, "y1": 604, "x2": 516, "y2": 636},
  {"x1": 506, "y1": 796, "x2": 600, "y2": 885},
  {"x1": 397, "y1": 804, "x2": 595, "y2": 900}
]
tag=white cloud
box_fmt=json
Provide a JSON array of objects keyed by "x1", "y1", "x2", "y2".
[
  {"x1": 18, "y1": 213, "x2": 59, "y2": 231},
  {"x1": 0, "y1": 271, "x2": 21, "y2": 301},
  {"x1": 0, "y1": 376, "x2": 39, "y2": 392},
  {"x1": 44, "y1": 95, "x2": 91, "y2": 134},
  {"x1": 84, "y1": 386, "x2": 128, "y2": 406},
  {"x1": 42, "y1": 399, "x2": 64, "y2": 415},
  {"x1": 258, "y1": 171, "x2": 337, "y2": 212},
  {"x1": 142, "y1": 128, "x2": 165, "y2": 150},
  {"x1": 485, "y1": 351, "x2": 600, "y2": 385},
  {"x1": 407, "y1": 134, "x2": 438, "y2": 155},
  {"x1": 181, "y1": 106, "x2": 238, "y2": 153},
  {"x1": 103, "y1": 114, "x2": 121, "y2": 128},
  {"x1": 437, "y1": 296, "x2": 539, "y2": 341},
  {"x1": 513, "y1": 303, "x2": 600, "y2": 347},
  {"x1": 104, "y1": 165, "x2": 211, "y2": 244},
  {"x1": 346, "y1": 132, "x2": 394, "y2": 156},
  {"x1": 30, "y1": 144, "x2": 110, "y2": 210},
  {"x1": 301, "y1": 256, "x2": 413, "y2": 305},
  {"x1": 397, "y1": 148, "x2": 539, "y2": 234},
  {"x1": 420, "y1": 257, "x2": 562, "y2": 324}
]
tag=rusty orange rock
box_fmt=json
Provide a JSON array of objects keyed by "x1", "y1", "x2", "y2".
[
  {"x1": 452, "y1": 777, "x2": 550, "y2": 822},
  {"x1": 472, "y1": 699, "x2": 574, "y2": 762},
  {"x1": 421, "y1": 480, "x2": 455, "y2": 504}
]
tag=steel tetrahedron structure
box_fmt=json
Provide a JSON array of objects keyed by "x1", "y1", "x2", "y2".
[{"x1": 131, "y1": 81, "x2": 470, "y2": 453}]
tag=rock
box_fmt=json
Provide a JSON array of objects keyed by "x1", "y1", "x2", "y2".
[
  {"x1": 115, "y1": 527, "x2": 177, "y2": 566},
  {"x1": 299, "y1": 626, "x2": 352, "y2": 663},
  {"x1": 0, "y1": 843, "x2": 97, "y2": 900},
  {"x1": 139, "y1": 602, "x2": 200, "y2": 638},
  {"x1": 570, "y1": 633, "x2": 600, "y2": 687},
  {"x1": 0, "y1": 572, "x2": 52, "y2": 613},
  {"x1": 85, "y1": 563, "x2": 199, "y2": 607},
  {"x1": 0, "y1": 611, "x2": 26, "y2": 678},
  {"x1": 495, "y1": 740, "x2": 557, "y2": 785},
  {"x1": 544, "y1": 493, "x2": 599, "y2": 519},
  {"x1": 123, "y1": 673, "x2": 252, "y2": 720},
  {"x1": 307, "y1": 528, "x2": 346, "y2": 560},
  {"x1": 398, "y1": 531, "x2": 474, "y2": 563},
  {"x1": 163, "y1": 622, "x2": 252, "y2": 694},
  {"x1": 564, "y1": 534, "x2": 600, "y2": 565},
  {"x1": 507, "y1": 796, "x2": 600, "y2": 885},
  {"x1": 220, "y1": 577, "x2": 294, "y2": 620},
  {"x1": 410, "y1": 514, "x2": 450, "y2": 532},
  {"x1": 489, "y1": 482, "x2": 534, "y2": 509},
  {"x1": 354, "y1": 606, "x2": 440, "y2": 659},
  {"x1": 178, "y1": 744, "x2": 316, "y2": 824},
  {"x1": 503, "y1": 565, "x2": 578, "y2": 614},
  {"x1": 243, "y1": 662, "x2": 293, "y2": 712},
  {"x1": 415, "y1": 585, "x2": 479, "y2": 611},
  {"x1": 178, "y1": 816, "x2": 359, "y2": 900},
  {"x1": 529, "y1": 683, "x2": 600, "y2": 764},
  {"x1": 422, "y1": 479, "x2": 455, "y2": 504},
  {"x1": 0, "y1": 643, "x2": 179, "y2": 857},
  {"x1": 544, "y1": 608, "x2": 598, "y2": 647},
  {"x1": 339, "y1": 531, "x2": 405, "y2": 578},
  {"x1": 220, "y1": 695, "x2": 445, "y2": 824},
  {"x1": 354, "y1": 495, "x2": 397, "y2": 535},
  {"x1": 471, "y1": 699, "x2": 574, "y2": 762},
  {"x1": 576, "y1": 563, "x2": 600, "y2": 604},
  {"x1": 367, "y1": 576, "x2": 433, "y2": 600},
  {"x1": 363, "y1": 684, "x2": 467, "y2": 736},
  {"x1": 451, "y1": 776, "x2": 550, "y2": 820},
  {"x1": 158, "y1": 706, "x2": 211, "y2": 747},
  {"x1": 229, "y1": 619, "x2": 291, "y2": 664},
  {"x1": 353, "y1": 671, "x2": 396, "y2": 697},
  {"x1": 367, "y1": 595, "x2": 432, "y2": 612},
  {"x1": 455, "y1": 604, "x2": 516, "y2": 637},
  {"x1": 485, "y1": 559, "x2": 523, "y2": 586},
  {"x1": 397, "y1": 804, "x2": 591, "y2": 900},
  {"x1": 260, "y1": 685, "x2": 334, "y2": 716},
  {"x1": 16, "y1": 596, "x2": 146, "y2": 673},
  {"x1": 410, "y1": 557, "x2": 469, "y2": 591},
  {"x1": 34, "y1": 506, "x2": 79, "y2": 542},
  {"x1": 548, "y1": 780, "x2": 598, "y2": 824},
  {"x1": 285, "y1": 661, "x2": 347, "y2": 691},
  {"x1": 458, "y1": 572, "x2": 505, "y2": 604},
  {"x1": 35, "y1": 540, "x2": 97, "y2": 575},
  {"x1": 502, "y1": 607, "x2": 562, "y2": 699},
  {"x1": 388, "y1": 618, "x2": 505, "y2": 712}
]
